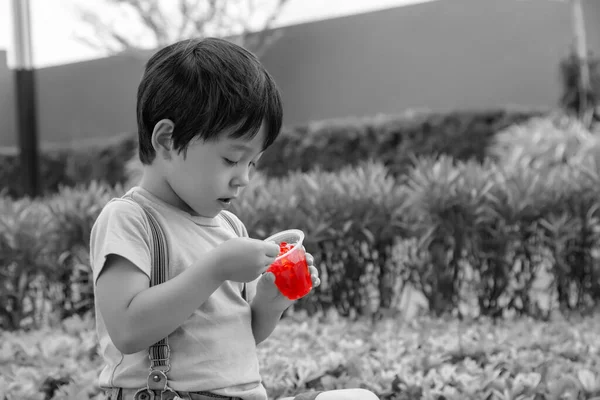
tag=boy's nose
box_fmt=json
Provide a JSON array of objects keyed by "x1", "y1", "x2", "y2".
[{"x1": 233, "y1": 169, "x2": 250, "y2": 187}]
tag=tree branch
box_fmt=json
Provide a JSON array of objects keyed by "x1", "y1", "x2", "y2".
[
  {"x1": 191, "y1": 0, "x2": 221, "y2": 38},
  {"x1": 241, "y1": 0, "x2": 290, "y2": 56},
  {"x1": 175, "y1": 0, "x2": 193, "y2": 40},
  {"x1": 123, "y1": 0, "x2": 169, "y2": 46},
  {"x1": 74, "y1": 0, "x2": 289, "y2": 56}
]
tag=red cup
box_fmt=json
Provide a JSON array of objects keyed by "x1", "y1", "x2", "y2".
[{"x1": 264, "y1": 229, "x2": 312, "y2": 300}]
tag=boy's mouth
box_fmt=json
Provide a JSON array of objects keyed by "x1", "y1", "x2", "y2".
[{"x1": 218, "y1": 198, "x2": 232, "y2": 205}]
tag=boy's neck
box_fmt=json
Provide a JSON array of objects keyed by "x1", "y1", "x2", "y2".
[{"x1": 138, "y1": 166, "x2": 195, "y2": 215}]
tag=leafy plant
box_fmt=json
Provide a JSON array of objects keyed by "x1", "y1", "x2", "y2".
[{"x1": 2, "y1": 310, "x2": 600, "y2": 400}]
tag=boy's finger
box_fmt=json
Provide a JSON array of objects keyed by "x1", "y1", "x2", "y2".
[
  {"x1": 264, "y1": 242, "x2": 280, "y2": 257},
  {"x1": 306, "y1": 253, "x2": 314, "y2": 265},
  {"x1": 262, "y1": 271, "x2": 276, "y2": 283},
  {"x1": 312, "y1": 276, "x2": 321, "y2": 288},
  {"x1": 309, "y1": 265, "x2": 318, "y2": 275}
]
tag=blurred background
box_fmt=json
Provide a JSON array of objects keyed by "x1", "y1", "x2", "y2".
[
  {"x1": 1, "y1": 0, "x2": 598, "y2": 149},
  {"x1": 2, "y1": 1, "x2": 600, "y2": 398}
]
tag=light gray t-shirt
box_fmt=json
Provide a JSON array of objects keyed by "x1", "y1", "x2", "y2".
[{"x1": 89, "y1": 186, "x2": 265, "y2": 399}]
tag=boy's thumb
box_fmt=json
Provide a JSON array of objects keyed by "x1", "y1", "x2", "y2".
[{"x1": 263, "y1": 271, "x2": 276, "y2": 283}]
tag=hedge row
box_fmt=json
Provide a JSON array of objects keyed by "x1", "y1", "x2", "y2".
[
  {"x1": 3, "y1": 146, "x2": 600, "y2": 330},
  {"x1": 0, "y1": 108, "x2": 545, "y2": 198},
  {"x1": 0, "y1": 133, "x2": 136, "y2": 198},
  {"x1": 258, "y1": 107, "x2": 545, "y2": 178}
]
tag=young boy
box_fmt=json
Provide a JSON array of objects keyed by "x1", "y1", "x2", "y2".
[{"x1": 90, "y1": 38, "x2": 379, "y2": 400}]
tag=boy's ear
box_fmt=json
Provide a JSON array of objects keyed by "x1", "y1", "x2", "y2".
[{"x1": 151, "y1": 119, "x2": 175, "y2": 160}]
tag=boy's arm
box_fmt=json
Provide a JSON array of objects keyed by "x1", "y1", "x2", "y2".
[
  {"x1": 248, "y1": 273, "x2": 293, "y2": 345},
  {"x1": 248, "y1": 253, "x2": 320, "y2": 345},
  {"x1": 250, "y1": 300, "x2": 286, "y2": 345},
  {"x1": 96, "y1": 253, "x2": 223, "y2": 354}
]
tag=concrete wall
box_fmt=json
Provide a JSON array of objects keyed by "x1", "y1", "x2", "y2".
[
  {"x1": 259, "y1": 0, "x2": 600, "y2": 125},
  {"x1": 0, "y1": 51, "x2": 148, "y2": 149},
  {"x1": 0, "y1": 51, "x2": 17, "y2": 149},
  {"x1": 0, "y1": 0, "x2": 599, "y2": 148},
  {"x1": 35, "y1": 52, "x2": 147, "y2": 147}
]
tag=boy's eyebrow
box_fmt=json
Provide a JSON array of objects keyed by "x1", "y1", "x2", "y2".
[{"x1": 228, "y1": 143, "x2": 254, "y2": 151}]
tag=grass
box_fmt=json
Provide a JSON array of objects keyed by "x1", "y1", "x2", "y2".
[{"x1": 1, "y1": 309, "x2": 600, "y2": 400}]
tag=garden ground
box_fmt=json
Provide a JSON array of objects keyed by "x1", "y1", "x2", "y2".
[{"x1": 1, "y1": 309, "x2": 599, "y2": 400}]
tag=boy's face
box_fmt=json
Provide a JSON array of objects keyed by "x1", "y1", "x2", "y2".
[{"x1": 164, "y1": 124, "x2": 265, "y2": 218}]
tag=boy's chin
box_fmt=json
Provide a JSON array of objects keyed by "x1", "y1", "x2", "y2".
[
  {"x1": 182, "y1": 203, "x2": 219, "y2": 218},
  {"x1": 194, "y1": 210, "x2": 221, "y2": 219}
]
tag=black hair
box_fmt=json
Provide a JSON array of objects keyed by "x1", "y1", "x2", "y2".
[{"x1": 136, "y1": 37, "x2": 283, "y2": 164}]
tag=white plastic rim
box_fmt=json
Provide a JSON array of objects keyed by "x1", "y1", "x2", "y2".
[{"x1": 263, "y1": 229, "x2": 305, "y2": 262}]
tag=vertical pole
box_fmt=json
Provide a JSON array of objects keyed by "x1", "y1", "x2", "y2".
[
  {"x1": 572, "y1": 0, "x2": 592, "y2": 126},
  {"x1": 11, "y1": 0, "x2": 40, "y2": 197}
]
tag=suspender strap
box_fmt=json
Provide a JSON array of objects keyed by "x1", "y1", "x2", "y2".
[
  {"x1": 122, "y1": 197, "x2": 172, "y2": 372},
  {"x1": 141, "y1": 206, "x2": 171, "y2": 372}
]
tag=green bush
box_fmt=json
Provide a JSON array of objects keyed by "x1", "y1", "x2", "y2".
[
  {"x1": 1, "y1": 108, "x2": 544, "y2": 198},
  {"x1": 0, "y1": 195, "x2": 59, "y2": 330},
  {"x1": 256, "y1": 108, "x2": 546, "y2": 180},
  {"x1": 0, "y1": 133, "x2": 136, "y2": 198},
  {"x1": 488, "y1": 114, "x2": 600, "y2": 168},
  {"x1": 0, "y1": 182, "x2": 121, "y2": 330},
  {"x1": 2, "y1": 311, "x2": 600, "y2": 400},
  {"x1": 402, "y1": 151, "x2": 600, "y2": 317},
  {"x1": 3, "y1": 153, "x2": 600, "y2": 329}
]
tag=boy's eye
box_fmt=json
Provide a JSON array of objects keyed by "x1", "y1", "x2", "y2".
[
  {"x1": 223, "y1": 158, "x2": 238, "y2": 166},
  {"x1": 224, "y1": 157, "x2": 258, "y2": 168}
]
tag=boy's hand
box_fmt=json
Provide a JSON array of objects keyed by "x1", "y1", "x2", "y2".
[
  {"x1": 211, "y1": 238, "x2": 280, "y2": 283},
  {"x1": 253, "y1": 249, "x2": 321, "y2": 312}
]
